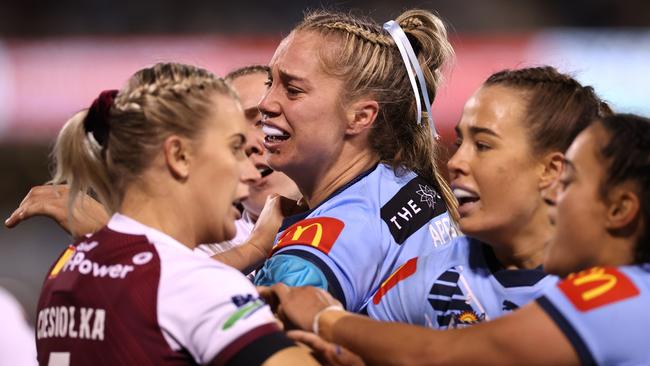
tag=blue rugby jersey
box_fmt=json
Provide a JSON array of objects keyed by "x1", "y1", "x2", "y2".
[
  {"x1": 537, "y1": 264, "x2": 650, "y2": 365},
  {"x1": 368, "y1": 236, "x2": 557, "y2": 328},
  {"x1": 254, "y1": 163, "x2": 458, "y2": 312}
]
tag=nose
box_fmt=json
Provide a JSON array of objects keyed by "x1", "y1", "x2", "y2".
[
  {"x1": 240, "y1": 155, "x2": 261, "y2": 185},
  {"x1": 258, "y1": 81, "x2": 281, "y2": 120},
  {"x1": 245, "y1": 122, "x2": 265, "y2": 157},
  {"x1": 447, "y1": 146, "x2": 469, "y2": 180}
]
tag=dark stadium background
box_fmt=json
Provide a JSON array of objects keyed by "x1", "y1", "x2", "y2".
[{"x1": 1, "y1": 0, "x2": 649, "y2": 323}]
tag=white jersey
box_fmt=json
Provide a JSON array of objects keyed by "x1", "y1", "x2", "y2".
[
  {"x1": 0, "y1": 287, "x2": 37, "y2": 366},
  {"x1": 196, "y1": 212, "x2": 255, "y2": 256}
]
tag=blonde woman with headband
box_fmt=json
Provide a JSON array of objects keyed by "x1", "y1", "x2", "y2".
[
  {"x1": 34, "y1": 63, "x2": 318, "y2": 365},
  {"x1": 253, "y1": 9, "x2": 459, "y2": 312}
]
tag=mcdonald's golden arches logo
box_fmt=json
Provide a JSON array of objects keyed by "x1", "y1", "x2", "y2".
[
  {"x1": 559, "y1": 266, "x2": 639, "y2": 312},
  {"x1": 272, "y1": 217, "x2": 345, "y2": 255}
]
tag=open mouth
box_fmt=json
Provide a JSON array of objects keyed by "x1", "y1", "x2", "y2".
[
  {"x1": 262, "y1": 124, "x2": 291, "y2": 143},
  {"x1": 232, "y1": 198, "x2": 244, "y2": 212},
  {"x1": 453, "y1": 188, "x2": 480, "y2": 206},
  {"x1": 256, "y1": 164, "x2": 274, "y2": 178}
]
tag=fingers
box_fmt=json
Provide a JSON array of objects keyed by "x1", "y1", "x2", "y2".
[
  {"x1": 5, "y1": 185, "x2": 68, "y2": 228},
  {"x1": 256, "y1": 286, "x2": 280, "y2": 311}
]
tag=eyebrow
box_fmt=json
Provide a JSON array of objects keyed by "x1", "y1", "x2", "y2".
[
  {"x1": 277, "y1": 67, "x2": 311, "y2": 88},
  {"x1": 243, "y1": 106, "x2": 260, "y2": 119},
  {"x1": 454, "y1": 124, "x2": 500, "y2": 139},
  {"x1": 468, "y1": 126, "x2": 500, "y2": 138}
]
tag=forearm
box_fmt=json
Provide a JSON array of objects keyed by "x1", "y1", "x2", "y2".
[
  {"x1": 213, "y1": 240, "x2": 268, "y2": 274},
  {"x1": 319, "y1": 311, "x2": 450, "y2": 366}
]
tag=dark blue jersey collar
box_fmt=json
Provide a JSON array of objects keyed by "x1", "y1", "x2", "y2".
[
  {"x1": 279, "y1": 164, "x2": 379, "y2": 231},
  {"x1": 468, "y1": 238, "x2": 547, "y2": 288}
]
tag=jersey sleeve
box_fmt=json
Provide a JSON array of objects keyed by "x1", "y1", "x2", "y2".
[
  {"x1": 157, "y1": 253, "x2": 288, "y2": 365},
  {"x1": 254, "y1": 206, "x2": 384, "y2": 312},
  {"x1": 536, "y1": 266, "x2": 647, "y2": 365}
]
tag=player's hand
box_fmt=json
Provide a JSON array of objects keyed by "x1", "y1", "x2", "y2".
[
  {"x1": 248, "y1": 194, "x2": 306, "y2": 256},
  {"x1": 4, "y1": 184, "x2": 109, "y2": 238},
  {"x1": 289, "y1": 330, "x2": 365, "y2": 366},
  {"x1": 268, "y1": 283, "x2": 342, "y2": 331}
]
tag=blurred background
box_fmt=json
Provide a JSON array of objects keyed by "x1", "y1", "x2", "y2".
[{"x1": 1, "y1": 0, "x2": 649, "y2": 325}]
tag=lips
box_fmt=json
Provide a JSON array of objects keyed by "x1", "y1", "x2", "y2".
[
  {"x1": 262, "y1": 124, "x2": 291, "y2": 144},
  {"x1": 452, "y1": 186, "x2": 480, "y2": 217},
  {"x1": 256, "y1": 164, "x2": 274, "y2": 178}
]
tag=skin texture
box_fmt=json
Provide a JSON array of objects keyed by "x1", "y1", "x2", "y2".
[
  {"x1": 263, "y1": 123, "x2": 646, "y2": 366},
  {"x1": 448, "y1": 85, "x2": 559, "y2": 269},
  {"x1": 543, "y1": 123, "x2": 637, "y2": 277},
  {"x1": 229, "y1": 72, "x2": 300, "y2": 220},
  {"x1": 259, "y1": 30, "x2": 380, "y2": 207},
  {"x1": 119, "y1": 93, "x2": 256, "y2": 248}
]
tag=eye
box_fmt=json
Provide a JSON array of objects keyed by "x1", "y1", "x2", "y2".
[
  {"x1": 475, "y1": 141, "x2": 491, "y2": 152},
  {"x1": 453, "y1": 137, "x2": 462, "y2": 147},
  {"x1": 286, "y1": 85, "x2": 303, "y2": 97},
  {"x1": 232, "y1": 140, "x2": 246, "y2": 158},
  {"x1": 264, "y1": 77, "x2": 273, "y2": 88}
]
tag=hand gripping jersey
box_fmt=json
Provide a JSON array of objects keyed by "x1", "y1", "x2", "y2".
[
  {"x1": 368, "y1": 237, "x2": 557, "y2": 329},
  {"x1": 254, "y1": 164, "x2": 458, "y2": 312},
  {"x1": 36, "y1": 214, "x2": 293, "y2": 366},
  {"x1": 537, "y1": 264, "x2": 650, "y2": 365}
]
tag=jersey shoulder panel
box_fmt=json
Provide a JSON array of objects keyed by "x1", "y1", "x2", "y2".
[{"x1": 538, "y1": 265, "x2": 650, "y2": 365}]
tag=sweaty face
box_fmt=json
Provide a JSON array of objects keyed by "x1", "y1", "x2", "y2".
[
  {"x1": 448, "y1": 85, "x2": 546, "y2": 244},
  {"x1": 189, "y1": 94, "x2": 252, "y2": 244},
  {"x1": 229, "y1": 73, "x2": 299, "y2": 218},
  {"x1": 258, "y1": 31, "x2": 349, "y2": 187},
  {"x1": 544, "y1": 124, "x2": 611, "y2": 277}
]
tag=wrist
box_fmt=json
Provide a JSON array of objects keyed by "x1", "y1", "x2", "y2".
[{"x1": 312, "y1": 305, "x2": 345, "y2": 340}]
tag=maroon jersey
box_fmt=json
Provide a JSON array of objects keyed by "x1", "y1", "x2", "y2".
[{"x1": 36, "y1": 214, "x2": 290, "y2": 365}]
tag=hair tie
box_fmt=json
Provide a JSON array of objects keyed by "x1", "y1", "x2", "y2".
[
  {"x1": 83, "y1": 89, "x2": 118, "y2": 147},
  {"x1": 383, "y1": 20, "x2": 438, "y2": 138}
]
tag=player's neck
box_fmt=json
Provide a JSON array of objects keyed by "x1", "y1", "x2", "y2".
[
  {"x1": 119, "y1": 181, "x2": 196, "y2": 250},
  {"x1": 488, "y1": 206, "x2": 551, "y2": 270},
  {"x1": 301, "y1": 147, "x2": 379, "y2": 208}
]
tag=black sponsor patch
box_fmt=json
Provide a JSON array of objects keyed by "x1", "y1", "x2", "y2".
[{"x1": 380, "y1": 176, "x2": 447, "y2": 244}]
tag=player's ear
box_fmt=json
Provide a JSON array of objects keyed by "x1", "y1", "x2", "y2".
[
  {"x1": 163, "y1": 135, "x2": 192, "y2": 180},
  {"x1": 345, "y1": 98, "x2": 379, "y2": 136}
]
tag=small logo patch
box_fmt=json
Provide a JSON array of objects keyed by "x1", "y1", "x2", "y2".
[
  {"x1": 272, "y1": 217, "x2": 345, "y2": 255},
  {"x1": 223, "y1": 297, "x2": 266, "y2": 330},
  {"x1": 449, "y1": 310, "x2": 485, "y2": 328},
  {"x1": 559, "y1": 267, "x2": 639, "y2": 312},
  {"x1": 49, "y1": 246, "x2": 75, "y2": 279},
  {"x1": 380, "y1": 177, "x2": 447, "y2": 244}
]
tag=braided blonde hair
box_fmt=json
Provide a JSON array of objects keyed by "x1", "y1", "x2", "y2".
[
  {"x1": 51, "y1": 62, "x2": 236, "y2": 213},
  {"x1": 295, "y1": 9, "x2": 458, "y2": 220}
]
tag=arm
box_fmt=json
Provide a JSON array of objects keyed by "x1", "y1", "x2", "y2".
[
  {"x1": 212, "y1": 195, "x2": 302, "y2": 273},
  {"x1": 4, "y1": 185, "x2": 109, "y2": 238},
  {"x1": 270, "y1": 284, "x2": 580, "y2": 366}
]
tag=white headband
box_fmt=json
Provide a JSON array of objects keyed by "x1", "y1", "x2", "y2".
[{"x1": 383, "y1": 20, "x2": 438, "y2": 138}]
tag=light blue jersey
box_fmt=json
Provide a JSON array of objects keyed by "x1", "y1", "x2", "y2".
[
  {"x1": 368, "y1": 236, "x2": 557, "y2": 328},
  {"x1": 537, "y1": 264, "x2": 650, "y2": 365},
  {"x1": 254, "y1": 164, "x2": 458, "y2": 312}
]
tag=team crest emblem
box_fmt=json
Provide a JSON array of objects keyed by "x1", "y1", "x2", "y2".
[
  {"x1": 449, "y1": 310, "x2": 485, "y2": 328},
  {"x1": 416, "y1": 184, "x2": 440, "y2": 209}
]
